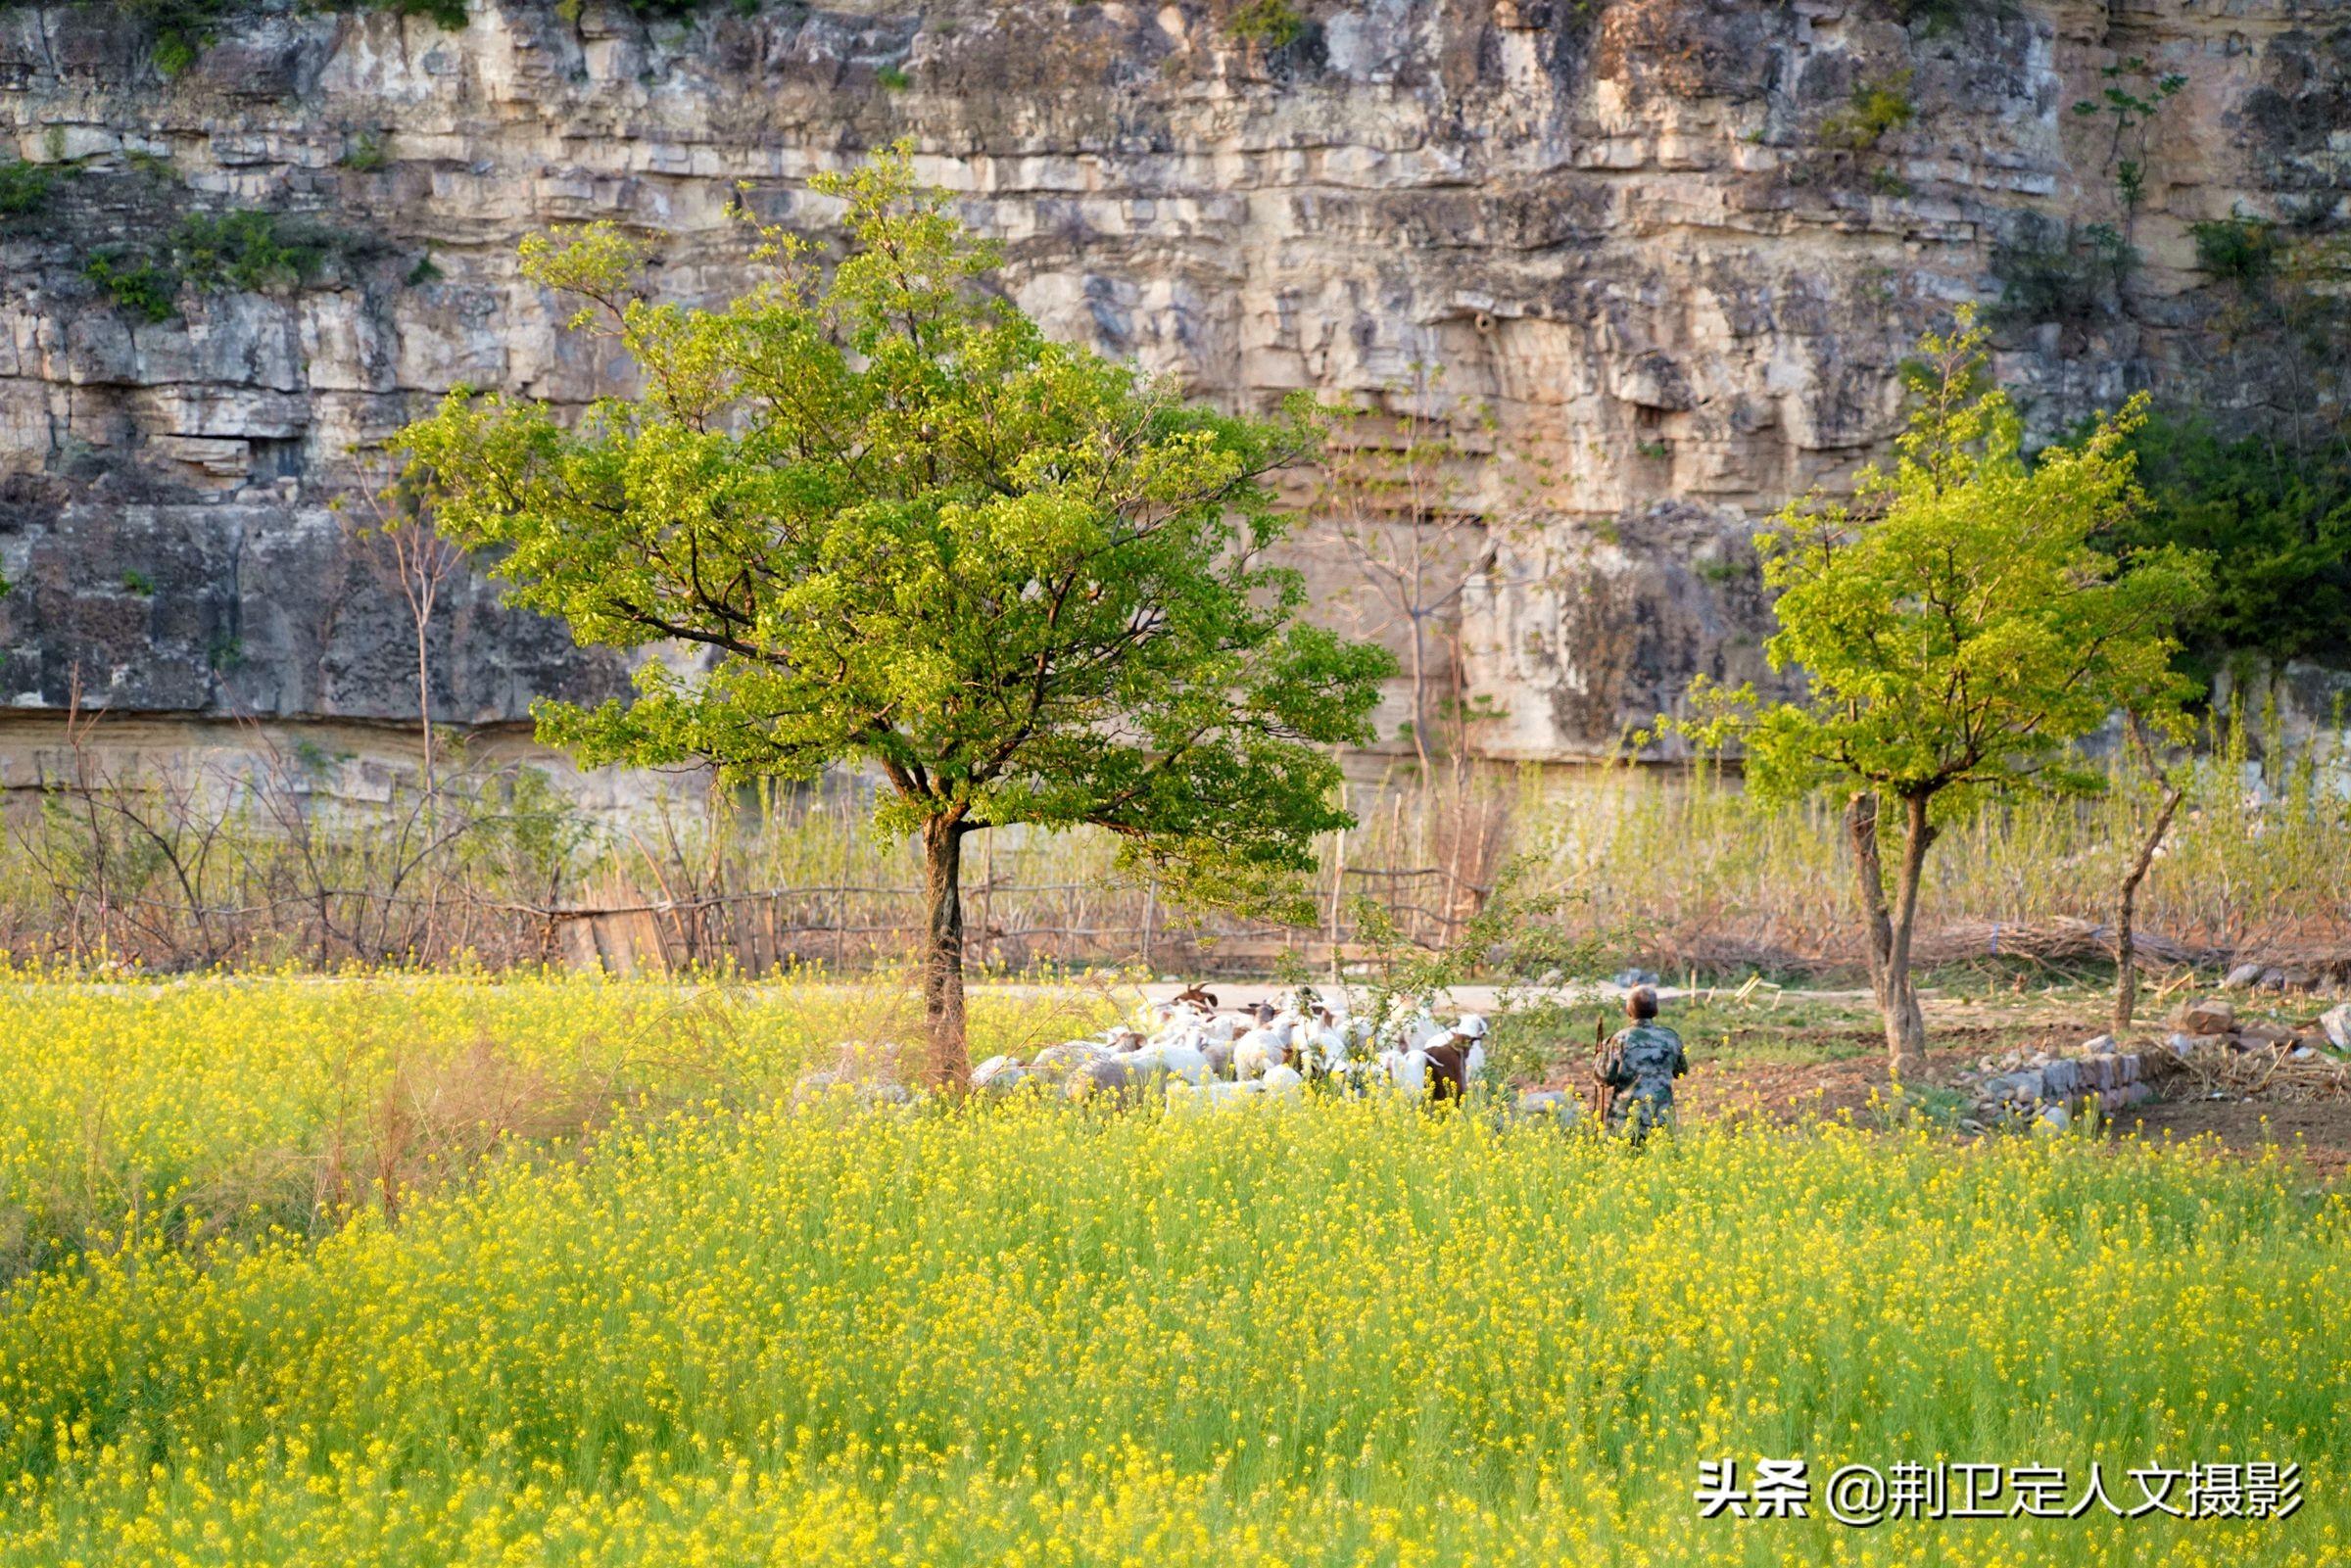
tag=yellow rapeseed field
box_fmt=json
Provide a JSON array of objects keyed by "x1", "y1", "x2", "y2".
[{"x1": 0, "y1": 977, "x2": 2342, "y2": 1565}]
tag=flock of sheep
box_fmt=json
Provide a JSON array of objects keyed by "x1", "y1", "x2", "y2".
[{"x1": 972, "y1": 985, "x2": 1580, "y2": 1117}]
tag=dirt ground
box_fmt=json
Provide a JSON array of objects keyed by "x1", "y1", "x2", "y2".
[
  {"x1": 2103, "y1": 1099, "x2": 2351, "y2": 1181},
  {"x1": 1665, "y1": 1041, "x2": 2351, "y2": 1181}
]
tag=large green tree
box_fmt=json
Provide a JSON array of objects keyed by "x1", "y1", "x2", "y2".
[
  {"x1": 1677, "y1": 311, "x2": 2205, "y2": 1075},
  {"x1": 399, "y1": 151, "x2": 1393, "y2": 1086}
]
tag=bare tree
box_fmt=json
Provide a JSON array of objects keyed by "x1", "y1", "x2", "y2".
[
  {"x1": 1309, "y1": 371, "x2": 1497, "y2": 774},
  {"x1": 2113, "y1": 710, "x2": 2189, "y2": 1033},
  {"x1": 350, "y1": 489, "x2": 465, "y2": 800}
]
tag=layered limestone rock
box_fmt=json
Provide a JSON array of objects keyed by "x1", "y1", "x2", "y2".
[{"x1": 0, "y1": 0, "x2": 2343, "y2": 776}]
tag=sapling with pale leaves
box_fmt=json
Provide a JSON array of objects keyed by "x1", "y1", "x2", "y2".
[{"x1": 1673, "y1": 309, "x2": 2205, "y2": 1075}]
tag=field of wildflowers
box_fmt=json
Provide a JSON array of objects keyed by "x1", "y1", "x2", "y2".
[
  {"x1": 0, "y1": 977, "x2": 2343, "y2": 1565},
  {"x1": 0, "y1": 972, "x2": 1114, "y2": 1277}
]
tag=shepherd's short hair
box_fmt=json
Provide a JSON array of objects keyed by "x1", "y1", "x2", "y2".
[{"x1": 1626, "y1": 985, "x2": 1658, "y2": 1021}]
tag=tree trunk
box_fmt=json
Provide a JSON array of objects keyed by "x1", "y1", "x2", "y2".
[
  {"x1": 2114, "y1": 780, "x2": 2186, "y2": 1034},
  {"x1": 1846, "y1": 791, "x2": 1896, "y2": 1013},
  {"x1": 1881, "y1": 792, "x2": 1937, "y2": 1078},
  {"x1": 922, "y1": 816, "x2": 971, "y2": 1091},
  {"x1": 1407, "y1": 614, "x2": 1430, "y2": 777}
]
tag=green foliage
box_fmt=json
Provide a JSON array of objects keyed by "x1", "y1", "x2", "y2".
[
  {"x1": 2073, "y1": 57, "x2": 2186, "y2": 218},
  {"x1": 1991, "y1": 221, "x2": 2132, "y2": 325},
  {"x1": 2116, "y1": 416, "x2": 2351, "y2": 670},
  {"x1": 1672, "y1": 309, "x2": 2206, "y2": 1067},
  {"x1": 340, "y1": 132, "x2": 389, "y2": 173},
  {"x1": 1677, "y1": 309, "x2": 2207, "y2": 809},
  {"x1": 152, "y1": 27, "x2": 199, "y2": 74},
  {"x1": 0, "y1": 159, "x2": 63, "y2": 217},
  {"x1": 168, "y1": 210, "x2": 326, "y2": 292},
  {"x1": 1819, "y1": 70, "x2": 1915, "y2": 152},
  {"x1": 1886, "y1": 0, "x2": 2002, "y2": 32},
  {"x1": 398, "y1": 145, "x2": 1392, "y2": 919},
  {"x1": 120, "y1": 0, "x2": 468, "y2": 74},
  {"x1": 1226, "y1": 0, "x2": 1304, "y2": 49},
  {"x1": 405, "y1": 251, "x2": 443, "y2": 287},
  {"x1": 85, "y1": 208, "x2": 345, "y2": 320},
  {"x1": 386, "y1": 0, "x2": 469, "y2": 25},
  {"x1": 2191, "y1": 212, "x2": 2282, "y2": 287},
  {"x1": 875, "y1": 64, "x2": 910, "y2": 90},
  {"x1": 83, "y1": 250, "x2": 180, "y2": 322},
  {"x1": 120, "y1": 570, "x2": 156, "y2": 597}
]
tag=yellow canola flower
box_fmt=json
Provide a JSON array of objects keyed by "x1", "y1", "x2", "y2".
[{"x1": 0, "y1": 975, "x2": 2340, "y2": 1566}]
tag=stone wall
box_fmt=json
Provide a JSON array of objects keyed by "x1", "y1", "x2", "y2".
[{"x1": 2, "y1": 0, "x2": 2345, "y2": 783}]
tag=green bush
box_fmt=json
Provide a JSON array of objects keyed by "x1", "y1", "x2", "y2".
[
  {"x1": 339, "y1": 132, "x2": 389, "y2": 173},
  {"x1": 168, "y1": 209, "x2": 326, "y2": 292},
  {"x1": 2116, "y1": 416, "x2": 2351, "y2": 671},
  {"x1": 1226, "y1": 0, "x2": 1304, "y2": 49},
  {"x1": 2192, "y1": 213, "x2": 2283, "y2": 287},
  {"x1": 83, "y1": 251, "x2": 180, "y2": 322},
  {"x1": 1819, "y1": 71, "x2": 1915, "y2": 152},
  {"x1": 0, "y1": 160, "x2": 62, "y2": 217},
  {"x1": 84, "y1": 208, "x2": 347, "y2": 321},
  {"x1": 1991, "y1": 221, "x2": 2132, "y2": 324},
  {"x1": 1888, "y1": 0, "x2": 2004, "y2": 31}
]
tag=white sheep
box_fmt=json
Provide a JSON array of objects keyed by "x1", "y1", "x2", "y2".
[
  {"x1": 1378, "y1": 1047, "x2": 1431, "y2": 1097},
  {"x1": 1128, "y1": 1036, "x2": 1213, "y2": 1085},
  {"x1": 1258, "y1": 1064, "x2": 1305, "y2": 1098},
  {"x1": 1231, "y1": 1026, "x2": 1289, "y2": 1079}
]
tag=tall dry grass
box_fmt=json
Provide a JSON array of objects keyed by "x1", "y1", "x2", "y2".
[{"x1": 0, "y1": 707, "x2": 2341, "y2": 979}]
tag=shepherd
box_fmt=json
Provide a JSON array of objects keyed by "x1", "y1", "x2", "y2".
[{"x1": 1597, "y1": 985, "x2": 1688, "y2": 1142}]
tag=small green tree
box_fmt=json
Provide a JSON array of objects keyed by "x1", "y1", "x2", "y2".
[
  {"x1": 398, "y1": 150, "x2": 1393, "y2": 1086},
  {"x1": 1675, "y1": 310, "x2": 2205, "y2": 1074}
]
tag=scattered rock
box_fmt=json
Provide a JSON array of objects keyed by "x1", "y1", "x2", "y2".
[
  {"x1": 1511, "y1": 1089, "x2": 1585, "y2": 1126},
  {"x1": 1066, "y1": 1057, "x2": 1152, "y2": 1101},
  {"x1": 2176, "y1": 998, "x2": 2236, "y2": 1037},
  {"x1": 1985, "y1": 1069, "x2": 2045, "y2": 1103},
  {"x1": 2292, "y1": 1046, "x2": 2319, "y2": 1061},
  {"x1": 2033, "y1": 1104, "x2": 2072, "y2": 1134},
  {"x1": 2322, "y1": 1003, "x2": 2351, "y2": 1053},
  {"x1": 792, "y1": 1070, "x2": 912, "y2": 1108},
  {"x1": 2081, "y1": 1034, "x2": 2117, "y2": 1055},
  {"x1": 2224, "y1": 962, "x2": 2266, "y2": 989},
  {"x1": 1609, "y1": 968, "x2": 1661, "y2": 988}
]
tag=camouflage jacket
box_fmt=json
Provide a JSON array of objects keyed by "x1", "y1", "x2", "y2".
[{"x1": 1601, "y1": 1022, "x2": 1688, "y2": 1117}]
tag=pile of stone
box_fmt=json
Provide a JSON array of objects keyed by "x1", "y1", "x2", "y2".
[
  {"x1": 1957, "y1": 995, "x2": 2351, "y2": 1133},
  {"x1": 2162, "y1": 997, "x2": 2343, "y2": 1060},
  {"x1": 1956, "y1": 1035, "x2": 2168, "y2": 1134},
  {"x1": 2222, "y1": 960, "x2": 2332, "y2": 996}
]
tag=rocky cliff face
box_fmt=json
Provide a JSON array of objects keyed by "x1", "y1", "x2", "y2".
[{"x1": 1, "y1": 0, "x2": 2344, "y2": 776}]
